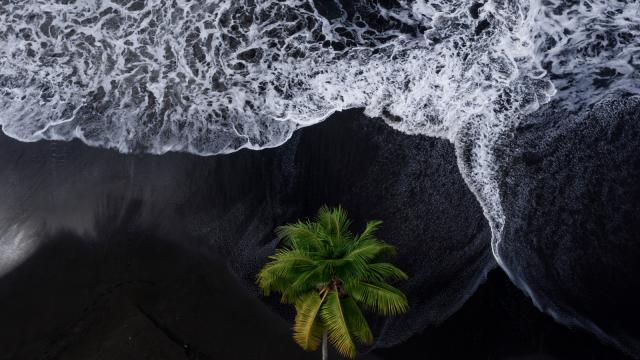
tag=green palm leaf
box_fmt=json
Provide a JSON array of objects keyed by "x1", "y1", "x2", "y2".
[
  {"x1": 256, "y1": 248, "x2": 316, "y2": 296},
  {"x1": 258, "y1": 262, "x2": 314, "y2": 299},
  {"x1": 356, "y1": 220, "x2": 383, "y2": 242},
  {"x1": 282, "y1": 264, "x2": 329, "y2": 303},
  {"x1": 344, "y1": 238, "x2": 396, "y2": 264},
  {"x1": 276, "y1": 221, "x2": 324, "y2": 252},
  {"x1": 317, "y1": 206, "x2": 352, "y2": 246},
  {"x1": 342, "y1": 297, "x2": 373, "y2": 345},
  {"x1": 320, "y1": 290, "x2": 357, "y2": 358},
  {"x1": 365, "y1": 262, "x2": 408, "y2": 282},
  {"x1": 347, "y1": 281, "x2": 408, "y2": 316},
  {"x1": 293, "y1": 291, "x2": 327, "y2": 351}
]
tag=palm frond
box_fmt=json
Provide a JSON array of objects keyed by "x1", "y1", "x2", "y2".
[
  {"x1": 275, "y1": 221, "x2": 324, "y2": 252},
  {"x1": 342, "y1": 296, "x2": 373, "y2": 345},
  {"x1": 320, "y1": 290, "x2": 357, "y2": 358},
  {"x1": 281, "y1": 264, "x2": 329, "y2": 303},
  {"x1": 344, "y1": 238, "x2": 396, "y2": 265},
  {"x1": 333, "y1": 257, "x2": 368, "y2": 285},
  {"x1": 257, "y1": 206, "x2": 409, "y2": 358},
  {"x1": 256, "y1": 249, "x2": 316, "y2": 296},
  {"x1": 346, "y1": 281, "x2": 408, "y2": 316},
  {"x1": 356, "y1": 220, "x2": 383, "y2": 242},
  {"x1": 317, "y1": 206, "x2": 353, "y2": 246},
  {"x1": 293, "y1": 291, "x2": 327, "y2": 351},
  {"x1": 364, "y1": 262, "x2": 408, "y2": 282}
]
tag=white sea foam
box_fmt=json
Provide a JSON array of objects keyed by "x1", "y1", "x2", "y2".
[{"x1": 0, "y1": 0, "x2": 638, "y2": 264}]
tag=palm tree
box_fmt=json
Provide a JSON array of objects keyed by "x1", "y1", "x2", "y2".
[{"x1": 257, "y1": 206, "x2": 408, "y2": 359}]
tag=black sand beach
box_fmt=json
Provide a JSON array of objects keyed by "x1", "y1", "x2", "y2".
[
  {"x1": 0, "y1": 108, "x2": 636, "y2": 359},
  {"x1": 1, "y1": 0, "x2": 639, "y2": 358}
]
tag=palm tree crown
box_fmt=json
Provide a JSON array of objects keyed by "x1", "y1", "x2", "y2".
[{"x1": 257, "y1": 206, "x2": 408, "y2": 358}]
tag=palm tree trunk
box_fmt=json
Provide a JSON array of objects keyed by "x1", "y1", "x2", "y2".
[{"x1": 322, "y1": 330, "x2": 328, "y2": 360}]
